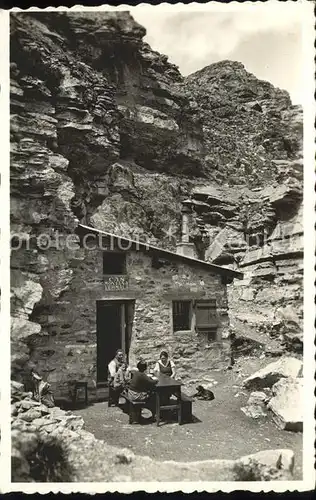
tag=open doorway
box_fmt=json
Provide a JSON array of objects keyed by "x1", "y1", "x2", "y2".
[{"x1": 96, "y1": 300, "x2": 134, "y2": 382}]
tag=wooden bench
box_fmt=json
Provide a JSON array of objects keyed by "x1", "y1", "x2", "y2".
[
  {"x1": 120, "y1": 392, "x2": 150, "y2": 424},
  {"x1": 120, "y1": 390, "x2": 193, "y2": 425}
]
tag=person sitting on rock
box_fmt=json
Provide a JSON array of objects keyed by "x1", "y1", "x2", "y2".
[
  {"x1": 154, "y1": 351, "x2": 176, "y2": 378},
  {"x1": 31, "y1": 370, "x2": 55, "y2": 407}
]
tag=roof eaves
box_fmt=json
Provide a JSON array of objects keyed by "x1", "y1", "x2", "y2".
[{"x1": 76, "y1": 224, "x2": 243, "y2": 279}]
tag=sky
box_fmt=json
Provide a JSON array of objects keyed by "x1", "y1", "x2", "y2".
[{"x1": 131, "y1": 3, "x2": 305, "y2": 104}]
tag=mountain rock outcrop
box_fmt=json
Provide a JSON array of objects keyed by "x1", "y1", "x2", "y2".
[
  {"x1": 181, "y1": 60, "x2": 301, "y2": 186},
  {"x1": 10, "y1": 11, "x2": 303, "y2": 386}
]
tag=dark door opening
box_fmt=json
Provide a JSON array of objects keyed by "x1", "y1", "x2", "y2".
[{"x1": 96, "y1": 300, "x2": 134, "y2": 383}]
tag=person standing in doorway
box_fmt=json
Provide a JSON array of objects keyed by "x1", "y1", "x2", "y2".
[{"x1": 154, "y1": 351, "x2": 176, "y2": 379}]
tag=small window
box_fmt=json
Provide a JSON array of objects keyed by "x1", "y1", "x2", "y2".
[
  {"x1": 103, "y1": 252, "x2": 126, "y2": 275},
  {"x1": 172, "y1": 301, "x2": 191, "y2": 332}
]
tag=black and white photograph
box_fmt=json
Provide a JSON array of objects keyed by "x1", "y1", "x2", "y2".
[{"x1": 1, "y1": 0, "x2": 315, "y2": 492}]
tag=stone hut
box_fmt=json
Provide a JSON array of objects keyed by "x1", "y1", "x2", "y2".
[
  {"x1": 58, "y1": 221, "x2": 242, "y2": 391},
  {"x1": 20, "y1": 216, "x2": 243, "y2": 397}
]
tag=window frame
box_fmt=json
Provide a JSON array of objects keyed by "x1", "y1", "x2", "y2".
[{"x1": 172, "y1": 300, "x2": 193, "y2": 333}]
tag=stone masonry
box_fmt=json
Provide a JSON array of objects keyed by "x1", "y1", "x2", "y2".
[{"x1": 23, "y1": 236, "x2": 233, "y2": 396}]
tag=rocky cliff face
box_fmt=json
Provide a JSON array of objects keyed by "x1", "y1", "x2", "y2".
[
  {"x1": 181, "y1": 61, "x2": 301, "y2": 185},
  {"x1": 10, "y1": 11, "x2": 303, "y2": 382}
]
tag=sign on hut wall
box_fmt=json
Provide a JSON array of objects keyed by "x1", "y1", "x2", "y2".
[{"x1": 104, "y1": 275, "x2": 129, "y2": 291}]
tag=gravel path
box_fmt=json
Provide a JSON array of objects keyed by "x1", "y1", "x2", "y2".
[{"x1": 73, "y1": 358, "x2": 303, "y2": 480}]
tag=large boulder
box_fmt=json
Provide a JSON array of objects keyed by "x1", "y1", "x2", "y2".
[
  {"x1": 241, "y1": 405, "x2": 267, "y2": 420},
  {"x1": 267, "y1": 377, "x2": 303, "y2": 432},
  {"x1": 243, "y1": 357, "x2": 303, "y2": 390}
]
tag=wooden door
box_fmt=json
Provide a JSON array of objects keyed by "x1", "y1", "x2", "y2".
[{"x1": 96, "y1": 301, "x2": 122, "y2": 382}]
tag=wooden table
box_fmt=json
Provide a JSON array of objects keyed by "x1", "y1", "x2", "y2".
[{"x1": 155, "y1": 374, "x2": 182, "y2": 426}]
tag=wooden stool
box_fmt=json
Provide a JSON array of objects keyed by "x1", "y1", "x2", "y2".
[
  {"x1": 95, "y1": 381, "x2": 107, "y2": 402},
  {"x1": 72, "y1": 381, "x2": 88, "y2": 406}
]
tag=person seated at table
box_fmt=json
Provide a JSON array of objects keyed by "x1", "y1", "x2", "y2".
[
  {"x1": 108, "y1": 349, "x2": 125, "y2": 405},
  {"x1": 154, "y1": 351, "x2": 176, "y2": 379},
  {"x1": 127, "y1": 360, "x2": 158, "y2": 416},
  {"x1": 126, "y1": 356, "x2": 145, "y2": 380},
  {"x1": 108, "y1": 349, "x2": 125, "y2": 379},
  {"x1": 113, "y1": 362, "x2": 129, "y2": 392}
]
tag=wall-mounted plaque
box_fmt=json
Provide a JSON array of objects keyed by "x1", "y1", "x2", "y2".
[{"x1": 104, "y1": 275, "x2": 129, "y2": 291}]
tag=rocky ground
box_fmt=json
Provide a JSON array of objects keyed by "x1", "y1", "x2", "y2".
[
  {"x1": 72, "y1": 356, "x2": 303, "y2": 480},
  {"x1": 11, "y1": 355, "x2": 303, "y2": 482}
]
